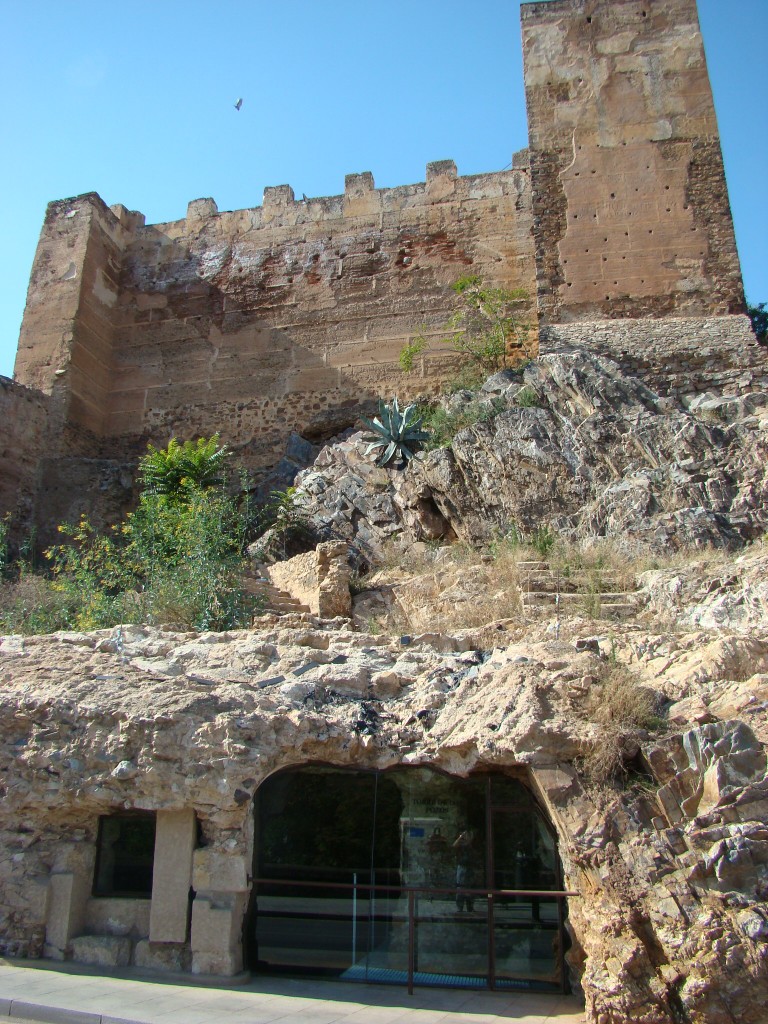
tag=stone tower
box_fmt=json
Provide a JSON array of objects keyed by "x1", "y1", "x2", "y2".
[{"x1": 521, "y1": 0, "x2": 744, "y2": 324}]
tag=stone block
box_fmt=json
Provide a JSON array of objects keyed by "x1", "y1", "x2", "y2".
[
  {"x1": 71, "y1": 933, "x2": 132, "y2": 968},
  {"x1": 344, "y1": 172, "x2": 375, "y2": 196},
  {"x1": 186, "y1": 198, "x2": 218, "y2": 224},
  {"x1": 190, "y1": 892, "x2": 248, "y2": 975},
  {"x1": 45, "y1": 869, "x2": 91, "y2": 955},
  {"x1": 85, "y1": 896, "x2": 150, "y2": 938},
  {"x1": 134, "y1": 938, "x2": 189, "y2": 972},
  {"x1": 426, "y1": 159, "x2": 457, "y2": 182},
  {"x1": 192, "y1": 850, "x2": 249, "y2": 893},
  {"x1": 263, "y1": 185, "x2": 295, "y2": 207},
  {"x1": 149, "y1": 808, "x2": 196, "y2": 943},
  {"x1": 191, "y1": 950, "x2": 241, "y2": 976}
]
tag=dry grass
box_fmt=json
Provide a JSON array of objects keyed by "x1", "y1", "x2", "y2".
[
  {"x1": 358, "y1": 533, "x2": 760, "y2": 636},
  {"x1": 578, "y1": 666, "x2": 659, "y2": 784},
  {"x1": 0, "y1": 574, "x2": 73, "y2": 634}
]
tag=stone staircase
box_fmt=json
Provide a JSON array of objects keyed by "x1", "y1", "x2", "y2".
[
  {"x1": 517, "y1": 560, "x2": 640, "y2": 621},
  {"x1": 243, "y1": 570, "x2": 311, "y2": 616}
]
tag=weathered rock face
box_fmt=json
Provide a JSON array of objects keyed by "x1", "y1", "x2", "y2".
[
  {"x1": 1, "y1": 609, "x2": 768, "y2": 1021},
  {"x1": 294, "y1": 351, "x2": 768, "y2": 564}
]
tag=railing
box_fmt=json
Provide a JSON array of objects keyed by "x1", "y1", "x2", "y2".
[{"x1": 253, "y1": 877, "x2": 578, "y2": 994}]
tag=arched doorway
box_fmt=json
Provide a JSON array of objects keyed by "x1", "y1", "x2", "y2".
[{"x1": 248, "y1": 765, "x2": 568, "y2": 991}]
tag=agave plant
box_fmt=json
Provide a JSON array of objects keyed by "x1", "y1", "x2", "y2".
[{"x1": 361, "y1": 397, "x2": 430, "y2": 467}]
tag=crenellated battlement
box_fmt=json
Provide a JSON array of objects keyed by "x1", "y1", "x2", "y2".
[{"x1": 131, "y1": 156, "x2": 531, "y2": 241}]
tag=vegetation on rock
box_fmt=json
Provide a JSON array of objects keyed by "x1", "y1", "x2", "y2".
[
  {"x1": 138, "y1": 434, "x2": 231, "y2": 499},
  {"x1": 418, "y1": 396, "x2": 505, "y2": 451},
  {"x1": 0, "y1": 437, "x2": 257, "y2": 633},
  {"x1": 748, "y1": 300, "x2": 767, "y2": 344},
  {"x1": 399, "y1": 275, "x2": 532, "y2": 379},
  {"x1": 361, "y1": 397, "x2": 430, "y2": 466}
]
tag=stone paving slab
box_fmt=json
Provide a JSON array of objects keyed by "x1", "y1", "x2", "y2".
[{"x1": 0, "y1": 961, "x2": 585, "y2": 1024}]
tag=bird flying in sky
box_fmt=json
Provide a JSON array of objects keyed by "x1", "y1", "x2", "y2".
[{"x1": 234, "y1": 98, "x2": 243, "y2": 111}]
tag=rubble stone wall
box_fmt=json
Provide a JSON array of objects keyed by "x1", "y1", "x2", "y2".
[
  {"x1": 266, "y1": 541, "x2": 351, "y2": 619},
  {"x1": 2, "y1": 622, "x2": 768, "y2": 1020},
  {"x1": 539, "y1": 314, "x2": 766, "y2": 398},
  {"x1": 0, "y1": 377, "x2": 50, "y2": 536}
]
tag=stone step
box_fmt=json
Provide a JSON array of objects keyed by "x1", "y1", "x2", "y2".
[
  {"x1": 523, "y1": 590, "x2": 637, "y2": 604},
  {"x1": 521, "y1": 594, "x2": 639, "y2": 620},
  {"x1": 242, "y1": 574, "x2": 312, "y2": 615},
  {"x1": 521, "y1": 578, "x2": 627, "y2": 594}
]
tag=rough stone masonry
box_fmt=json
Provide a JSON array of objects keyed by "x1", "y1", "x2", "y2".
[
  {"x1": 2, "y1": 0, "x2": 760, "y2": 545},
  {"x1": 1, "y1": 2, "x2": 767, "y2": 1020}
]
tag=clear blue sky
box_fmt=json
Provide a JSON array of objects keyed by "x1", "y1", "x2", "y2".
[{"x1": 0, "y1": 0, "x2": 765, "y2": 379}]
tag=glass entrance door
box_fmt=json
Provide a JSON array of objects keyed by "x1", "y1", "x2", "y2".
[{"x1": 249, "y1": 765, "x2": 567, "y2": 991}]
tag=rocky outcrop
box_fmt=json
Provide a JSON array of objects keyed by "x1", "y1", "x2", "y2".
[
  {"x1": 1, "y1": 614, "x2": 768, "y2": 1020},
  {"x1": 294, "y1": 352, "x2": 768, "y2": 564}
]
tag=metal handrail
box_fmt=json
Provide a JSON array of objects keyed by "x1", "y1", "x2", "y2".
[
  {"x1": 253, "y1": 876, "x2": 578, "y2": 994},
  {"x1": 253, "y1": 876, "x2": 578, "y2": 898}
]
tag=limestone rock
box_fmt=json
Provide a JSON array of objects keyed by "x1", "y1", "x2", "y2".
[
  {"x1": 293, "y1": 352, "x2": 768, "y2": 563},
  {"x1": 71, "y1": 934, "x2": 132, "y2": 968}
]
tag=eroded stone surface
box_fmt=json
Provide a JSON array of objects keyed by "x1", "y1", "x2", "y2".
[
  {"x1": 1, "y1": 610, "x2": 768, "y2": 1021},
  {"x1": 294, "y1": 351, "x2": 768, "y2": 563}
]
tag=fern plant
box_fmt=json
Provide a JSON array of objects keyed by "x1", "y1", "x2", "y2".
[
  {"x1": 361, "y1": 397, "x2": 430, "y2": 467},
  {"x1": 138, "y1": 435, "x2": 231, "y2": 500}
]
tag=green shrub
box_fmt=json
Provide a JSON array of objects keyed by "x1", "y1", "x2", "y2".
[
  {"x1": 139, "y1": 435, "x2": 230, "y2": 500},
  {"x1": 420, "y1": 397, "x2": 505, "y2": 451},
  {"x1": 516, "y1": 385, "x2": 539, "y2": 408},
  {"x1": 252, "y1": 487, "x2": 312, "y2": 561},
  {"x1": 398, "y1": 336, "x2": 427, "y2": 373},
  {"x1": 0, "y1": 437, "x2": 257, "y2": 635},
  {"x1": 531, "y1": 526, "x2": 556, "y2": 557}
]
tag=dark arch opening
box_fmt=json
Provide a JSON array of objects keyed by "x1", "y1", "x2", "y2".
[{"x1": 247, "y1": 763, "x2": 568, "y2": 992}]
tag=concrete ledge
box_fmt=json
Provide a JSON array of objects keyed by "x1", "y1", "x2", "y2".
[
  {"x1": 8, "y1": 1001, "x2": 103, "y2": 1024},
  {"x1": 9, "y1": 1003, "x2": 144, "y2": 1024},
  {"x1": 0, "y1": 955, "x2": 251, "y2": 987}
]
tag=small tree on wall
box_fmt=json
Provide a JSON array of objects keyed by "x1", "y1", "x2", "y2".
[
  {"x1": 748, "y1": 302, "x2": 767, "y2": 344},
  {"x1": 400, "y1": 276, "x2": 533, "y2": 380}
]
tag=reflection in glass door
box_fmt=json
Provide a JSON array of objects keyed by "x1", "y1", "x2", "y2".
[{"x1": 249, "y1": 765, "x2": 567, "y2": 991}]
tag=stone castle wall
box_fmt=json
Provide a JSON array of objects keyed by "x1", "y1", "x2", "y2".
[
  {"x1": 0, "y1": 378, "x2": 50, "y2": 539},
  {"x1": 6, "y1": 0, "x2": 762, "y2": 533},
  {"x1": 539, "y1": 314, "x2": 766, "y2": 399},
  {"x1": 14, "y1": 158, "x2": 536, "y2": 476}
]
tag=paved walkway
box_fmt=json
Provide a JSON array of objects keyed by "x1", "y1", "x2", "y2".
[{"x1": 0, "y1": 960, "x2": 585, "y2": 1024}]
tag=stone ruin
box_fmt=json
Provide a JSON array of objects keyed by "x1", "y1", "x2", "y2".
[
  {"x1": 2, "y1": 0, "x2": 763, "y2": 547},
  {"x1": 2, "y1": 2, "x2": 768, "y2": 1022}
]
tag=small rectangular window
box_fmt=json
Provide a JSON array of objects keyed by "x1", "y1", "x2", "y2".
[{"x1": 93, "y1": 813, "x2": 156, "y2": 898}]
